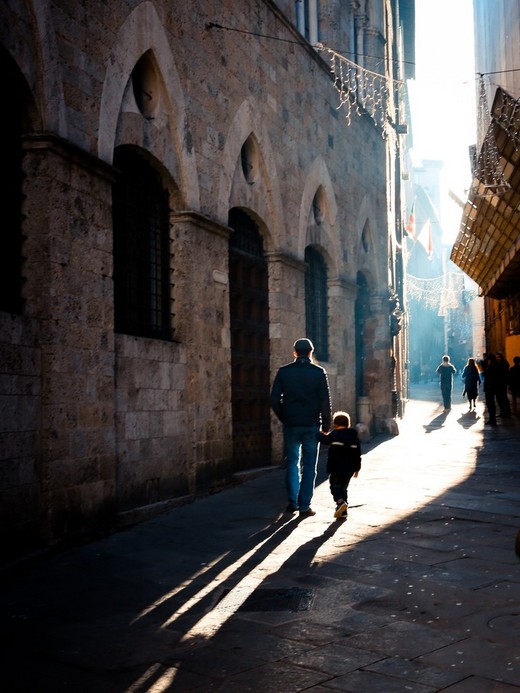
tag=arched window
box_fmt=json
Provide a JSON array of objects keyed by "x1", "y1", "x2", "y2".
[
  {"x1": 305, "y1": 246, "x2": 328, "y2": 361},
  {"x1": 112, "y1": 147, "x2": 172, "y2": 340}
]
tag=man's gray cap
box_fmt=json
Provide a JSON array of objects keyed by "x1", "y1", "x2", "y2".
[{"x1": 294, "y1": 338, "x2": 314, "y2": 354}]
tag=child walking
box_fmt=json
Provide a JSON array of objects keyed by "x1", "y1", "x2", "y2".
[{"x1": 317, "y1": 411, "x2": 362, "y2": 519}]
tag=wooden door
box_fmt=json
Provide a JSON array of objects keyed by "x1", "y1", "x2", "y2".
[{"x1": 228, "y1": 209, "x2": 271, "y2": 469}]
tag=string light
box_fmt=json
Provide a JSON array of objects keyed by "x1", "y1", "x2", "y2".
[
  {"x1": 407, "y1": 273, "x2": 476, "y2": 316},
  {"x1": 492, "y1": 86, "x2": 520, "y2": 152},
  {"x1": 316, "y1": 44, "x2": 403, "y2": 136},
  {"x1": 205, "y1": 22, "x2": 520, "y2": 150},
  {"x1": 469, "y1": 75, "x2": 510, "y2": 197}
]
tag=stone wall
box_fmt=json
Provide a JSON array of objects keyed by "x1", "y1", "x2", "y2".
[{"x1": 0, "y1": 0, "x2": 400, "y2": 559}]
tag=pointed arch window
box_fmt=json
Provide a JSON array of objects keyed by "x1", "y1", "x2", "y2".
[
  {"x1": 305, "y1": 246, "x2": 328, "y2": 361},
  {"x1": 112, "y1": 147, "x2": 173, "y2": 340}
]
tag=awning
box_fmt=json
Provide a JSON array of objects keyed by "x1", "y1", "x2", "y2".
[{"x1": 450, "y1": 87, "x2": 520, "y2": 299}]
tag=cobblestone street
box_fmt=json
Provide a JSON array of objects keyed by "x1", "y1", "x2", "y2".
[{"x1": 2, "y1": 382, "x2": 519, "y2": 692}]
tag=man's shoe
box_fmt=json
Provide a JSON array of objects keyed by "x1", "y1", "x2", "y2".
[
  {"x1": 299, "y1": 508, "x2": 316, "y2": 518},
  {"x1": 286, "y1": 504, "x2": 298, "y2": 513},
  {"x1": 334, "y1": 502, "x2": 348, "y2": 519}
]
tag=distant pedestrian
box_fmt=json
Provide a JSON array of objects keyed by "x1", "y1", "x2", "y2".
[
  {"x1": 495, "y1": 352, "x2": 511, "y2": 418},
  {"x1": 436, "y1": 355, "x2": 457, "y2": 412},
  {"x1": 270, "y1": 338, "x2": 332, "y2": 518},
  {"x1": 317, "y1": 411, "x2": 361, "y2": 520},
  {"x1": 483, "y1": 353, "x2": 499, "y2": 426},
  {"x1": 461, "y1": 357, "x2": 481, "y2": 412},
  {"x1": 476, "y1": 354, "x2": 486, "y2": 379},
  {"x1": 508, "y1": 355, "x2": 520, "y2": 416}
]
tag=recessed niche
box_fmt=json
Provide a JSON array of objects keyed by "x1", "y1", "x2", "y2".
[
  {"x1": 312, "y1": 186, "x2": 326, "y2": 225},
  {"x1": 132, "y1": 51, "x2": 160, "y2": 120},
  {"x1": 361, "y1": 225, "x2": 370, "y2": 252},
  {"x1": 241, "y1": 135, "x2": 259, "y2": 185}
]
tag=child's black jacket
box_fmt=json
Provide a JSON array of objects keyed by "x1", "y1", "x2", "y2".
[{"x1": 317, "y1": 427, "x2": 362, "y2": 475}]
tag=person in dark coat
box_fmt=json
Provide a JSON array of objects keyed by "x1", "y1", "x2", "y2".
[
  {"x1": 461, "y1": 357, "x2": 481, "y2": 412},
  {"x1": 495, "y1": 352, "x2": 511, "y2": 418},
  {"x1": 483, "y1": 353, "x2": 499, "y2": 426},
  {"x1": 436, "y1": 355, "x2": 457, "y2": 412},
  {"x1": 270, "y1": 338, "x2": 332, "y2": 517},
  {"x1": 317, "y1": 411, "x2": 361, "y2": 520},
  {"x1": 509, "y1": 355, "x2": 520, "y2": 416}
]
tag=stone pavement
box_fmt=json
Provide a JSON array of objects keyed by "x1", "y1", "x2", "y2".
[{"x1": 1, "y1": 382, "x2": 519, "y2": 692}]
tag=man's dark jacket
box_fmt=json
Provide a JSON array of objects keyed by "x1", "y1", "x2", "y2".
[{"x1": 270, "y1": 356, "x2": 332, "y2": 430}]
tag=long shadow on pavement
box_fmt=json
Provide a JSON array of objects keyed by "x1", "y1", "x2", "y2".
[{"x1": 1, "y1": 381, "x2": 519, "y2": 692}]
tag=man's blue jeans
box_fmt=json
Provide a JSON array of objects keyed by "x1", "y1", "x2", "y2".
[{"x1": 283, "y1": 425, "x2": 320, "y2": 511}]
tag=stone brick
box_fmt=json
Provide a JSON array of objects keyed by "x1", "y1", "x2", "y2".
[{"x1": 0, "y1": 0, "x2": 407, "y2": 557}]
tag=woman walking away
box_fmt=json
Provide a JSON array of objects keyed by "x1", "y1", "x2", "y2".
[{"x1": 462, "y1": 357, "x2": 481, "y2": 412}]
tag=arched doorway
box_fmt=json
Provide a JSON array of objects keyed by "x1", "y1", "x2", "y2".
[{"x1": 228, "y1": 208, "x2": 271, "y2": 469}]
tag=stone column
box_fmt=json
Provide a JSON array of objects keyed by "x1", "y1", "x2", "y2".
[
  {"x1": 22, "y1": 133, "x2": 116, "y2": 546},
  {"x1": 328, "y1": 276, "x2": 358, "y2": 414},
  {"x1": 170, "y1": 212, "x2": 234, "y2": 487},
  {"x1": 367, "y1": 291, "x2": 394, "y2": 431}
]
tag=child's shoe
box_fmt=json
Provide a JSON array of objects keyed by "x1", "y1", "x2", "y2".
[{"x1": 334, "y1": 501, "x2": 348, "y2": 519}]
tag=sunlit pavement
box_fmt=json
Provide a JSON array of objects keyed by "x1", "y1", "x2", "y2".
[{"x1": 1, "y1": 382, "x2": 519, "y2": 692}]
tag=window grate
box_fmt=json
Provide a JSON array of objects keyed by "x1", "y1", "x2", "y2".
[
  {"x1": 228, "y1": 208, "x2": 264, "y2": 257},
  {"x1": 113, "y1": 148, "x2": 173, "y2": 340},
  {"x1": 305, "y1": 246, "x2": 329, "y2": 361}
]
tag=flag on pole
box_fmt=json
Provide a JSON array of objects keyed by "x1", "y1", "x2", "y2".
[
  {"x1": 417, "y1": 219, "x2": 433, "y2": 260},
  {"x1": 405, "y1": 202, "x2": 416, "y2": 239}
]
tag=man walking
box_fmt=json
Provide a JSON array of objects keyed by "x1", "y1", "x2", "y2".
[
  {"x1": 436, "y1": 354, "x2": 457, "y2": 412},
  {"x1": 270, "y1": 338, "x2": 332, "y2": 517}
]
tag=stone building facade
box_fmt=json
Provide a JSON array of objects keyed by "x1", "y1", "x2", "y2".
[{"x1": 0, "y1": 0, "x2": 413, "y2": 560}]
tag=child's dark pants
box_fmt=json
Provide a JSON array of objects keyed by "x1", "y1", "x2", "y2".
[{"x1": 329, "y1": 472, "x2": 354, "y2": 503}]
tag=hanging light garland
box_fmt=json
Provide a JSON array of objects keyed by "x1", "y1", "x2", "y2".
[
  {"x1": 204, "y1": 25, "x2": 403, "y2": 138},
  {"x1": 469, "y1": 75, "x2": 510, "y2": 197},
  {"x1": 316, "y1": 45, "x2": 403, "y2": 136},
  {"x1": 407, "y1": 273, "x2": 476, "y2": 315},
  {"x1": 493, "y1": 86, "x2": 520, "y2": 152}
]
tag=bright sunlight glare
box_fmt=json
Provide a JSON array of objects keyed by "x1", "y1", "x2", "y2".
[{"x1": 409, "y1": 0, "x2": 476, "y2": 242}]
